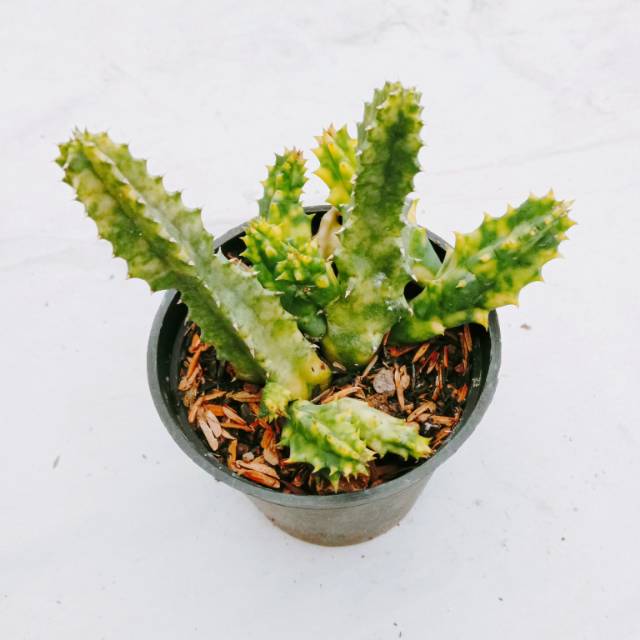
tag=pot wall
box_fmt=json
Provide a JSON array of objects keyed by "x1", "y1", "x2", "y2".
[{"x1": 249, "y1": 473, "x2": 432, "y2": 546}]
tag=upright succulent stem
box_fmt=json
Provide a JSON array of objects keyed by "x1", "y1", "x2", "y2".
[
  {"x1": 58, "y1": 130, "x2": 330, "y2": 401},
  {"x1": 322, "y1": 82, "x2": 424, "y2": 367},
  {"x1": 312, "y1": 125, "x2": 357, "y2": 213},
  {"x1": 244, "y1": 149, "x2": 339, "y2": 337},
  {"x1": 313, "y1": 128, "x2": 440, "y2": 282},
  {"x1": 258, "y1": 149, "x2": 311, "y2": 245}
]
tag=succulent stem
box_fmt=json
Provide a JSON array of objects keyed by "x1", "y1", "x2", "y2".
[
  {"x1": 58, "y1": 130, "x2": 331, "y2": 399},
  {"x1": 282, "y1": 397, "x2": 431, "y2": 490},
  {"x1": 322, "y1": 82, "x2": 424, "y2": 367},
  {"x1": 392, "y1": 193, "x2": 575, "y2": 343}
]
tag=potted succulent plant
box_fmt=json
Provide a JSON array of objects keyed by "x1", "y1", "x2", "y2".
[{"x1": 57, "y1": 82, "x2": 573, "y2": 545}]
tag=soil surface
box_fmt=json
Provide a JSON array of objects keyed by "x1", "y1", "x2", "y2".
[{"x1": 177, "y1": 325, "x2": 473, "y2": 495}]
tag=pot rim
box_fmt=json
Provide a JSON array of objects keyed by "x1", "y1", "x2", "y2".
[{"x1": 147, "y1": 206, "x2": 501, "y2": 509}]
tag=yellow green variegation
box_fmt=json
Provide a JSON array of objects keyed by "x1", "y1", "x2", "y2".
[
  {"x1": 313, "y1": 126, "x2": 440, "y2": 282},
  {"x1": 322, "y1": 82, "x2": 424, "y2": 367},
  {"x1": 282, "y1": 398, "x2": 431, "y2": 489},
  {"x1": 57, "y1": 130, "x2": 330, "y2": 402},
  {"x1": 242, "y1": 217, "x2": 338, "y2": 337},
  {"x1": 312, "y1": 125, "x2": 357, "y2": 212},
  {"x1": 392, "y1": 193, "x2": 575, "y2": 343},
  {"x1": 258, "y1": 149, "x2": 311, "y2": 244},
  {"x1": 243, "y1": 150, "x2": 339, "y2": 336},
  {"x1": 402, "y1": 199, "x2": 442, "y2": 282}
]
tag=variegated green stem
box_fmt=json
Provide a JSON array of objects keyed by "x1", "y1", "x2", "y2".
[
  {"x1": 322, "y1": 82, "x2": 424, "y2": 367},
  {"x1": 260, "y1": 382, "x2": 292, "y2": 420},
  {"x1": 58, "y1": 130, "x2": 331, "y2": 400},
  {"x1": 242, "y1": 218, "x2": 339, "y2": 337},
  {"x1": 259, "y1": 149, "x2": 311, "y2": 246},
  {"x1": 312, "y1": 125, "x2": 357, "y2": 213},
  {"x1": 281, "y1": 398, "x2": 431, "y2": 489},
  {"x1": 337, "y1": 398, "x2": 432, "y2": 460},
  {"x1": 314, "y1": 124, "x2": 439, "y2": 279},
  {"x1": 282, "y1": 400, "x2": 375, "y2": 489},
  {"x1": 403, "y1": 200, "x2": 442, "y2": 282},
  {"x1": 392, "y1": 193, "x2": 575, "y2": 343}
]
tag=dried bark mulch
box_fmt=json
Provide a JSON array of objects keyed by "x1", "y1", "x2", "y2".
[{"x1": 177, "y1": 325, "x2": 474, "y2": 495}]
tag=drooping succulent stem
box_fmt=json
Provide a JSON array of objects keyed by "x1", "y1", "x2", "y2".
[
  {"x1": 392, "y1": 193, "x2": 575, "y2": 343},
  {"x1": 282, "y1": 397, "x2": 431, "y2": 489},
  {"x1": 322, "y1": 82, "x2": 424, "y2": 367},
  {"x1": 57, "y1": 130, "x2": 331, "y2": 400}
]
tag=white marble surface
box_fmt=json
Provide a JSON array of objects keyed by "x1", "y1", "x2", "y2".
[{"x1": 2, "y1": 1, "x2": 639, "y2": 638}]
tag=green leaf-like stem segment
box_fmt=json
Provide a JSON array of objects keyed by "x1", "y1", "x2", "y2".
[
  {"x1": 313, "y1": 127, "x2": 440, "y2": 281},
  {"x1": 57, "y1": 130, "x2": 330, "y2": 401},
  {"x1": 322, "y1": 82, "x2": 424, "y2": 367},
  {"x1": 312, "y1": 125, "x2": 357, "y2": 212},
  {"x1": 282, "y1": 398, "x2": 432, "y2": 490},
  {"x1": 403, "y1": 199, "x2": 443, "y2": 282},
  {"x1": 258, "y1": 149, "x2": 311, "y2": 245},
  {"x1": 243, "y1": 149, "x2": 340, "y2": 337},
  {"x1": 392, "y1": 193, "x2": 575, "y2": 343},
  {"x1": 242, "y1": 218, "x2": 338, "y2": 337}
]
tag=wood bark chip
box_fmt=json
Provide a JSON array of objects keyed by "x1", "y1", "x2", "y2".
[
  {"x1": 222, "y1": 405, "x2": 246, "y2": 425},
  {"x1": 187, "y1": 396, "x2": 204, "y2": 424},
  {"x1": 235, "y1": 468, "x2": 280, "y2": 489},
  {"x1": 425, "y1": 415, "x2": 458, "y2": 427},
  {"x1": 452, "y1": 383, "x2": 468, "y2": 403},
  {"x1": 412, "y1": 342, "x2": 430, "y2": 363},
  {"x1": 393, "y1": 364, "x2": 411, "y2": 411},
  {"x1": 202, "y1": 403, "x2": 225, "y2": 416},
  {"x1": 406, "y1": 400, "x2": 437, "y2": 423},
  {"x1": 261, "y1": 428, "x2": 279, "y2": 465},
  {"x1": 426, "y1": 350, "x2": 439, "y2": 374},
  {"x1": 227, "y1": 439, "x2": 237, "y2": 468},
  {"x1": 220, "y1": 421, "x2": 254, "y2": 432},
  {"x1": 186, "y1": 347, "x2": 204, "y2": 380},
  {"x1": 432, "y1": 427, "x2": 453, "y2": 449},
  {"x1": 387, "y1": 344, "x2": 417, "y2": 358},
  {"x1": 463, "y1": 325, "x2": 473, "y2": 353},
  {"x1": 236, "y1": 459, "x2": 280, "y2": 479},
  {"x1": 202, "y1": 390, "x2": 226, "y2": 402},
  {"x1": 321, "y1": 385, "x2": 364, "y2": 404},
  {"x1": 197, "y1": 409, "x2": 219, "y2": 451},
  {"x1": 360, "y1": 353, "x2": 379, "y2": 380},
  {"x1": 227, "y1": 391, "x2": 262, "y2": 403},
  {"x1": 311, "y1": 387, "x2": 334, "y2": 403}
]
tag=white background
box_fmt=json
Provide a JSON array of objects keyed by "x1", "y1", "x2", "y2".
[{"x1": 1, "y1": 1, "x2": 639, "y2": 638}]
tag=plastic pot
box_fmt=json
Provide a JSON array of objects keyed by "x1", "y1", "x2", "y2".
[{"x1": 147, "y1": 206, "x2": 501, "y2": 546}]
